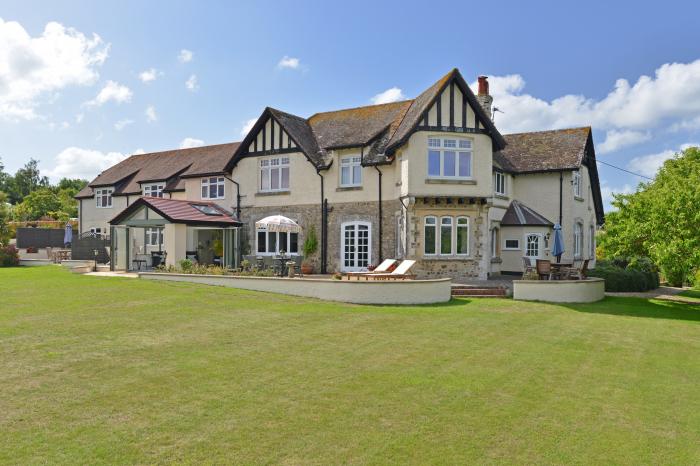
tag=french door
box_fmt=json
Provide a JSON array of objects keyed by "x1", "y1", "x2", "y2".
[
  {"x1": 525, "y1": 233, "x2": 542, "y2": 259},
  {"x1": 341, "y1": 222, "x2": 371, "y2": 272}
]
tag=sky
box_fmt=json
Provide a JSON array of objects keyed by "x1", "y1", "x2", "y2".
[{"x1": 1, "y1": 0, "x2": 700, "y2": 211}]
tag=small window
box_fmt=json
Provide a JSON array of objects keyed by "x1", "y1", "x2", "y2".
[
  {"x1": 494, "y1": 172, "x2": 506, "y2": 196},
  {"x1": 573, "y1": 170, "x2": 582, "y2": 198},
  {"x1": 589, "y1": 225, "x2": 596, "y2": 258},
  {"x1": 256, "y1": 227, "x2": 299, "y2": 255},
  {"x1": 201, "y1": 177, "x2": 225, "y2": 200},
  {"x1": 340, "y1": 156, "x2": 362, "y2": 187},
  {"x1": 504, "y1": 239, "x2": 519, "y2": 250},
  {"x1": 491, "y1": 228, "x2": 499, "y2": 257},
  {"x1": 95, "y1": 188, "x2": 113, "y2": 208},
  {"x1": 89, "y1": 227, "x2": 103, "y2": 237},
  {"x1": 143, "y1": 183, "x2": 165, "y2": 198},
  {"x1": 440, "y1": 217, "x2": 453, "y2": 255},
  {"x1": 145, "y1": 227, "x2": 163, "y2": 246}
]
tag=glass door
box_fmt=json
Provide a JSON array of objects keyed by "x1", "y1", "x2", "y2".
[{"x1": 341, "y1": 222, "x2": 371, "y2": 272}]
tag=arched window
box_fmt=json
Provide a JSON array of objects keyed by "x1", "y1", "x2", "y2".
[
  {"x1": 456, "y1": 217, "x2": 469, "y2": 255},
  {"x1": 440, "y1": 217, "x2": 453, "y2": 255},
  {"x1": 424, "y1": 216, "x2": 437, "y2": 255},
  {"x1": 574, "y1": 222, "x2": 583, "y2": 258}
]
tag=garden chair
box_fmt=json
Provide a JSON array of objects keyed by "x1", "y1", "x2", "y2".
[
  {"x1": 568, "y1": 259, "x2": 589, "y2": 280},
  {"x1": 536, "y1": 259, "x2": 552, "y2": 280},
  {"x1": 366, "y1": 260, "x2": 416, "y2": 280},
  {"x1": 522, "y1": 257, "x2": 535, "y2": 276},
  {"x1": 344, "y1": 258, "x2": 398, "y2": 280}
]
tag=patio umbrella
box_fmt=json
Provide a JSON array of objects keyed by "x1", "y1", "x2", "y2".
[
  {"x1": 63, "y1": 223, "x2": 73, "y2": 248},
  {"x1": 551, "y1": 223, "x2": 564, "y2": 263},
  {"x1": 255, "y1": 215, "x2": 302, "y2": 233}
]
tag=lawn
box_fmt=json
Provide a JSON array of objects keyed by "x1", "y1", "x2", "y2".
[
  {"x1": 1, "y1": 267, "x2": 699, "y2": 465},
  {"x1": 679, "y1": 289, "x2": 700, "y2": 303}
]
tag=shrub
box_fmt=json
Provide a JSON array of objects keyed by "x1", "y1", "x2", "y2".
[
  {"x1": 178, "y1": 259, "x2": 194, "y2": 272},
  {"x1": 588, "y1": 259, "x2": 659, "y2": 292},
  {"x1": 0, "y1": 244, "x2": 19, "y2": 267}
]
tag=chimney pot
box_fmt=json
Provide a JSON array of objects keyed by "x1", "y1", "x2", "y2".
[{"x1": 478, "y1": 76, "x2": 489, "y2": 96}]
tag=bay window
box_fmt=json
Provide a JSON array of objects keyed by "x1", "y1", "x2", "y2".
[
  {"x1": 260, "y1": 156, "x2": 290, "y2": 192},
  {"x1": 340, "y1": 156, "x2": 362, "y2": 187},
  {"x1": 427, "y1": 137, "x2": 472, "y2": 179},
  {"x1": 423, "y1": 215, "x2": 470, "y2": 256},
  {"x1": 201, "y1": 177, "x2": 225, "y2": 199},
  {"x1": 95, "y1": 188, "x2": 113, "y2": 208},
  {"x1": 256, "y1": 228, "x2": 299, "y2": 255}
]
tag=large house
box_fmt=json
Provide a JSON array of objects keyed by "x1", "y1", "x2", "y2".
[{"x1": 76, "y1": 68, "x2": 604, "y2": 278}]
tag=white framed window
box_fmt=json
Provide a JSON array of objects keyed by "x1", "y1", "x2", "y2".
[
  {"x1": 494, "y1": 171, "x2": 506, "y2": 195},
  {"x1": 145, "y1": 227, "x2": 163, "y2": 246},
  {"x1": 256, "y1": 227, "x2": 299, "y2": 255},
  {"x1": 143, "y1": 183, "x2": 165, "y2": 198},
  {"x1": 456, "y1": 217, "x2": 469, "y2": 255},
  {"x1": 427, "y1": 137, "x2": 472, "y2": 179},
  {"x1": 340, "y1": 156, "x2": 362, "y2": 187},
  {"x1": 341, "y1": 221, "x2": 371, "y2": 271},
  {"x1": 95, "y1": 188, "x2": 113, "y2": 208},
  {"x1": 589, "y1": 225, "x2": 595, "y2": 258},
  {"x1": 260, "y1": 156, "x2": 290, "y2": 192},
  {"x1": 573, "y1": 170, "x2": 582, "y2": 198},
  {"x1": 504, "y1": 239, "x2": 520, "y2": 250},
  {"x1": 201, "y1": 177, "x2": 225, "y2": 199},
  {"x1": 423, "y1": 215, "x2": 470, "y2": 256},
  {"x1": 89, "y1": 227, "x2": 103, "y2": 237},
  {"x1": 424, "y1": 216, "x2": 437, "y2": 255},
  {"x1": 574, "y1": 222, "x2": 583, "y2": 257},
  {"x1": 525, "y1": 234, "x2": 541, "y2": 258}
]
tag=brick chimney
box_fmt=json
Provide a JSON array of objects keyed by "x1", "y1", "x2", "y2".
[{"x1": 476, "y1": 76, "x2": 493, "y2": 120}]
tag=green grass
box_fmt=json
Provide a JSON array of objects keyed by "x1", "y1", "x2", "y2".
[
  {"x1": 1, "y1": 267, "x2": 699, "y2": 465},
  {"x1": 679, "y1": 289, "x2": 700, "y2": 302}
]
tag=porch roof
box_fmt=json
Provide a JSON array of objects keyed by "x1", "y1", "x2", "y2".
[
  {"x1": 501, "y1": 200, "x2": 553, "y2": 226},
  {"x1": 109, "y1": 197, "x2": 242, "y2": 227}
]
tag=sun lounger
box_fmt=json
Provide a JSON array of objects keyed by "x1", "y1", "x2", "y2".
[
  {"x1": 365, "y1": 260, "x2": 416, "y2": 280},
  {"x1": 345, "y1": 259, "x2": 397, "y2": 280}
]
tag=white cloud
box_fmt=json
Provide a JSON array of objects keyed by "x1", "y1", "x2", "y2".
[
  {"x1": 114, "y1": 118, "x2": 133, "y2": 131},
  {"x1": 482, "y1": 60, "x2": 700, "y2": 135},
  {"x1": 598, "y1": 129, "x2": 651, "y2": 154},
  {"x1": 600, "y1": 181, "x2": 635, "y2": 208},
  {"x1": 178, "y1": 49, "x2": 193, "y2": 63},
  {"x1": 84, "y1": 80, "x2": 132, "y2": 107},
  {"x1": 180, "y1": 137, "x2": 204, "y2": 149},
  {"x1": 185, "y1": 74, "x2": 199, "y2": 91},
  {"x1": 277, "y1": 55, "x2": 301, "y2": 70},
  {"x1": 46, "y1": 146, "x2": 128, "y2": 181},
  {"x1": 627, "y1": 143, "x2": 698, "y2": 178},
  {"x1": 145, "y1": 105, "x2": 157, "y2": 123},
  {"x1": 370, "y1": 87, "x2": 405, "y2": 105},
  {"x1": 75, "y1": 113, "x2": 84, "y2": 123},
  {"x1": 138, "y1": 68, "x2": 160, "y2": 83},
  {"x1": 240, "y1": 118, "x2": 257, "y2": 137},
  {"x1": 0, "y1": 18, "x2": 109, "y2": 120}
]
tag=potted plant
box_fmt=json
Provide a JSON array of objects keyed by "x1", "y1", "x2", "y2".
[{"x1": 301, "y1": 225, "x2": 318, "y2": 275}]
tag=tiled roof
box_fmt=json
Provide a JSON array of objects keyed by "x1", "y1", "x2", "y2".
[
  {"x1": 501, "y1": 200, "x2": 553, "y2": 226},
  {"x1": 495, "y1": 127, "x2": 590, "y2": 173},
  {"x1": 109, "y1": 197, "x2": 241, "y2": 226},
  {"x1": 269, "y1": 108, "x2": 328, "y2": 167},
  {"x1": 76, "y1": 143, "x2": 239, "y2": 198}
]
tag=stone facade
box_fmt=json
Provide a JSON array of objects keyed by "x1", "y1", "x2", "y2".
[{"x1": 239, "y1": 199, "x2": 402, "y2": 273}]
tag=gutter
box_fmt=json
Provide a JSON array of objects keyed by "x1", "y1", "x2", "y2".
[
  {"x1": 559, "y1": 171, "x2": 563, "y2": 225},
  {"x1": 316, "y1": 169, "x2": 327, "y2": 274},
  {"x1": 374, "y1": 165, "x2": 383, "y2": 262},
  {"x1": 223, "y1": 175, "x2": 242, "y2": 220}
]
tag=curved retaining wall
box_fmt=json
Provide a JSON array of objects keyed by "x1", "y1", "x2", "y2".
[
  {"x1": 139, "y1": 273, "x2": 452, "y2": 305},
  {"x1": 513, "y1": 278, "x2": 605, "y2": 303}
]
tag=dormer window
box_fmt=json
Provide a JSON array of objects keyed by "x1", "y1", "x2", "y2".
[
  {"x1": 340, "y1": 156, "x2": 362, "y2": 187},
  {"x1": 95, "y1": 188, "x2": 113, "y2": 208},
  {"x1": 201, "y1": 177, "x2": 225, "y2": 200},
  {"x1": 143, "y1": 183, "x2": 165, "y2": 198},
  {"x1": 427, "y1": 137, "x2": 472, "y2": 179}
]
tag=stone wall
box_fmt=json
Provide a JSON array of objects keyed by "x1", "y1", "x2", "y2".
[{"x1": 239, "y1": 199, "x2": 402, "y2": 273}]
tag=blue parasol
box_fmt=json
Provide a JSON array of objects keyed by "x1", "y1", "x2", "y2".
[
  {"x1": 551, "y1": 223, "x2": 564, "y2": 263},
  {"x1": 64, "y1": 223, "x2": 73, "y2": 248}
]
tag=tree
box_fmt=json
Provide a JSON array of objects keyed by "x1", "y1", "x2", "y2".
[
  {"x1": 7, "y1": 159, "x2": 49, "y2": 204},
  {"x1": 0, "y1": 191, "x2": 10, "y2": 246},
  {"x1": 599, "y1": 146, "x2": 700, "y2": 286},
  {"x1": 57, "y1": 178, "x2": 88, "y2": 193}
]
